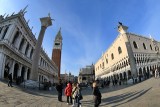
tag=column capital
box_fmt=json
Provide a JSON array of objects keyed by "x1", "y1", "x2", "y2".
[{"x1": 40, "y1": 16, "x2": 52, "y2": 28}]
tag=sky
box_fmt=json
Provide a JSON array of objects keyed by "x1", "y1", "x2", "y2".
[{"x1": 0, "y1": 0, "x2": 160, "y2": 76}]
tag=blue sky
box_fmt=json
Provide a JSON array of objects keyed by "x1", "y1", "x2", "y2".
[{"x1": 0, "y1": 0, "x2": 160, "y2": 76}]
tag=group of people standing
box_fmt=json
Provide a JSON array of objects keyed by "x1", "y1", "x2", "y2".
[
  {"x1": 56, "y1": 80, "x2": 102, "y2": 107},
  {"x1": 56, "y1": 80, "x2": 83, "y2": 107}
]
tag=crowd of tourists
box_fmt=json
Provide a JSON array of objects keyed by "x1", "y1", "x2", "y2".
[{"x1": 56, "y1": 80, "x2": 102, "y2": 107}]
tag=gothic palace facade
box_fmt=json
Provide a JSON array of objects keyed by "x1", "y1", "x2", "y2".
[
  {"x1": 0, "y1": 11, "x2": 58, "y2": 83},
  {"x1": 95, "y1": 23, "x2": 160, "y2": 81}
]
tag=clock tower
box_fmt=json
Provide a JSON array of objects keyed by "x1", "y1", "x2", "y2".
[{"x1": 52, "y1": 28, "x2": 62, "y2": 80}]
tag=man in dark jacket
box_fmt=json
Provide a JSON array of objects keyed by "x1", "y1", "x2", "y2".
[
  {"x1": 93, "y1": 81, "x2": 102, "y2": 107},
  {"x1": 8, "y1": 73, "x2": 13, "y2": 87},
  {"x1": 56, "y1": 80, "x2": 63, "y2": 102}
]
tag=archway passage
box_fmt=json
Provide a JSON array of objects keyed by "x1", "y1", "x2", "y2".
[
  {"x1": 139, "y1": 68, "x2": 143, "y2": 82},
  {"x1": 123, "y1": 72, "x2": 127, "y2": 79},
  {"x1": 27, "y1": 69, "x2": 30, "y2": 80},
  {"x1": 143, "y1": 67, "x2": 147, "y2": 79},
  {"x1": 4, "y1": 64, "x2": 10, "y2": 78},
  {"x1": 120, "y1": 73, "x2": 123, "y2": 80},
  {"x1": 128, "y1": 70, "x2": 132, "y2": 79},
  {"x1": 13, "y1": 63, "x2": 19, "y2": 80},
  {"x1": 21, "y1": 67, "x2": 25, "y2": 82},
  {"x1": 139, "y1": 68, "x2": 142, "y2": 75}
]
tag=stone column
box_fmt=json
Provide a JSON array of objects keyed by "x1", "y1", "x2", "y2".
[
  {"x1": 0, "y1": 26, "x2": 6, "y2": 39},
  {"x1": 22, "y1": 40, "x2": 28, "y2": 54},
  {"x1": 9, "y1": 60, "x2": 15, "y2": 75},
  {"x1": 0, "y1": 53, "x2": 6, "y2": 78},
  {"x1": 30, "y1": 16, "x2": 52, "y2": 81},
  {"x1": 18, "y1": 64, "x2": 22, "y2": 76},
  {"x1": 27, "y1": 45, "x2": 32, "y2": 58},
  {"x1": 17, "y1": 34, "x2": 23, "y2": 49},
  {"x1": 8, "y1": 25, "x2": 17, "y2": 43},
  {"x1": 24, "y1": 67, "x2": 28, "y2": 80},
  {"x1": 4, "y1": 24, "x2": 16, "y2": 40}
]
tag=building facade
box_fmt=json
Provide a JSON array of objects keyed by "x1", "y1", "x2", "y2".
[
  {"x1": 0, "y1": 11, "x2": 58, "y2": 83},
  {"x1": 60, "y1": 72, "x2": 75, "y2": 83},
  {"x1": 95, "y1": 23, "x2": 160, "y2": 82},
  {"x1": 78, "y1": 64, "x2": 95, "y2": 84}
]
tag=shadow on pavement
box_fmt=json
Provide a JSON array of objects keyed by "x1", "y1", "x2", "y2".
[
  {"x1": 100, "y1": 87, "x2": 152, "y2": 107},
  {"x1": 81, "y1": 87, "x2": 152, "y2": 107}
]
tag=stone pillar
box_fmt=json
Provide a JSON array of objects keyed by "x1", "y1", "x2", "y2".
[
  {"x1": 30, "y1": 16, "x2": 52, "y2": 81},
  {"x1": 24, "y1": 67, "x2": 28, "y2": 80},
  {"x1": 22, "y1": 40, "x2": 28, "y2": 54},
  {"x1": 4, "y1": 24, "x2": 16, "y2": 40},
  {"x1": 0, "y1": 53, "x2": 6, "y2": 78},
  {"x1": 18, "y1": 64, "x2": 22, "y2": 76},
  {"x1": 8, "y1": 25, "x2": 17, "y2": 43},
  {"x1": 17, "y1": 34, "x2": 23, "y2": 49},
  {"x1": 27, "y1": 45, "x2": 32, "y2": 58},
  {"x1": 9, "y1": 60, "x2": 15, "y2": 75}
]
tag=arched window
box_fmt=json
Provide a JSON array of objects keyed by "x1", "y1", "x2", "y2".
[
  {"x1": 12, "y1": 31, "x2": 19, "y2": 45},
  {"x1": 106, "y1": 58, "x2": 108, "y2": 64},
  {"x1": 25, "y1": 43, "x2": 29, "y2": 55},
  {"x1": 19, "y1": 38, "x2": 25, "y2": 51},
  {"x1": 133, "y1": 41, "x2": 138, "y2": 49},
  {"x1": 118, "y1": 46, "x2": 122, "y2": 54},
  {"x1": 111, "y1": 53, "x2": 114, "y2": 60},
  {"x1": 1, "y1": 26, "x2": 9, "y2": 39},
  {"x1": 150, "y1": 44, "x2": 152, "y2": 50},
  {"x1": 143, "y1": 43, "x2": 146, "y2": 50},
  {"x1": 155, "y1": 46, "x2": 159, "y2": 51}
]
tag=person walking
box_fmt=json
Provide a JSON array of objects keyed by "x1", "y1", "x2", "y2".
[
  {"x1": 56, "y1": 80, "x2": 63, "y2": 102},
  {"x1": 72, "y1": 83, "x2": 78, "y2": 107},
  {"x1": 93, "y1": 81, "x2": 102, "y2": 107},
  {"x1": 77, "y1": 83, "x2": 83, "y2": 107},
  {"x1": 8, "y1": 73, "x2": 13, "y2": 87},
  {"x1": 65, "y1": 82, "x2": 72, "y2": 105}
]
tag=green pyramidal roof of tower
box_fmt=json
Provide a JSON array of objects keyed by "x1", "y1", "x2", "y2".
[{"x1": 55, "y1": 28, "x2": 62, "y2": 40}]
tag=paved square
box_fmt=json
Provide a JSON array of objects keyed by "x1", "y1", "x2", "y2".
[{"x1": 0, "y1": 78, "x2": 160, "y2": 107}]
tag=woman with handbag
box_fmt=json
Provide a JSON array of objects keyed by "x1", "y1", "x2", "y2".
[{"x1": 72, "y1": 83, "x2": 83, "y2": 107}]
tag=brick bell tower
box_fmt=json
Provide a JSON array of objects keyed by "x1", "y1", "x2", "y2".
[{"x1": 52, "y1": 28, "x2": 62, "y2": 81}]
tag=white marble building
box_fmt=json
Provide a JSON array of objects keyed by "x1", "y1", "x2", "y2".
[
  {"x1": 95, "y1": 23, "x2": 160, "y2": 81},
  {"x1": 0, "y1": 11, "x2": 58, "y2": 83}
]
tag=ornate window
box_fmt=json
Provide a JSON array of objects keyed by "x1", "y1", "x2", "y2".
[
  {"x1": 19, "y1": 38, "x2": 25, "y2": 51},
  {"x1": 25, "y1": 43, "x2": 29, "y2": 55},
  {"x1": 30, "y1": 48, "x2": 33, "y2": 59},
  {"x1": 1, "y1": 26, "x2": 9, "y2": 39},
  {"x1": 106, "y1": 58, "x2": 108, "y2": 64},
  {"x1": 133, "y1": 41, "x2": 138, "y2": 49},
  {"x1": 150, "y1": 44, "x2": 152, "y2": 50},
  {"x1": 143, "y1": 43, "x2": 146, "y2": 50},
  {"x1": 111, "y1": 53, "x2": 114, "y2": 60},
  {"x1": 102, "y1": 62, "x2": 104, "y2": 69},
  {"x1": 118, "y1": 46, "x2": 122, "y2": 54},
  {"x1": 155, "y1": 46, "x2": 159, "y2": 51},
  {"x1": 12, "y1": 31, "x2": 19, "y2": 45}
]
